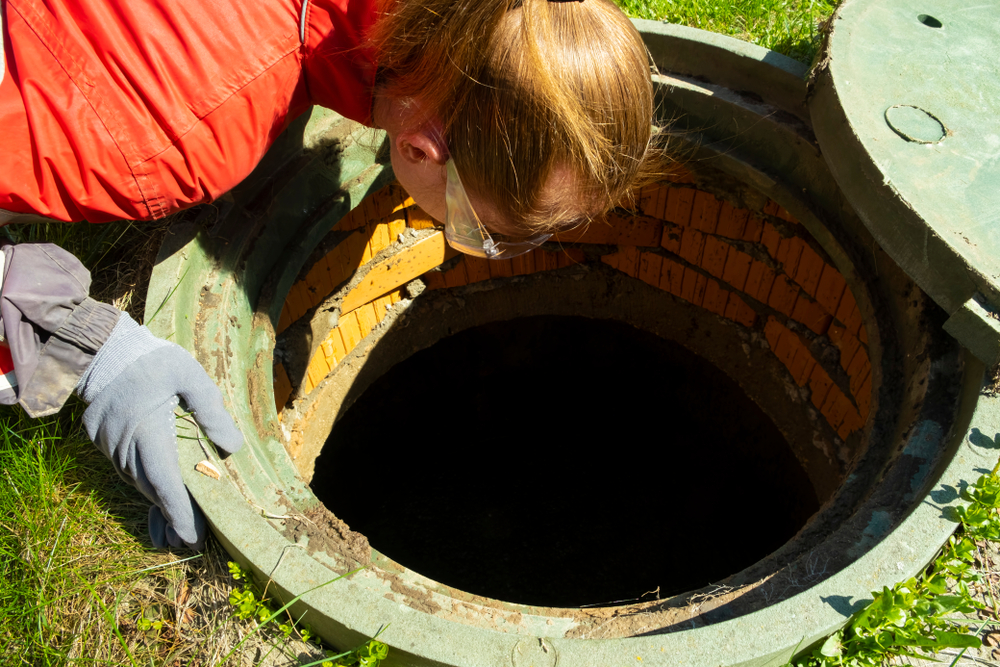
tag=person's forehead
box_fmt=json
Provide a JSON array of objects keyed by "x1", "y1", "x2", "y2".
[
  {"x1": 472, "y1": 164, "x2": 593, "y2": 237},
  {"x1": 478, "y1": 212, "x2": 525, "y2": 237}
]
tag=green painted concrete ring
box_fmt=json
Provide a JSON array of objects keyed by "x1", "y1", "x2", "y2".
[{"x1": 145, "y1": 20, "x2": 1000, "y2": 667}]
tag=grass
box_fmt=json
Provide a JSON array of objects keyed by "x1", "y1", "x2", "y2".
[
  {"x1": 0, "y1": 220, "x2": 338, "y2": 666},
  {"x1": 0, "y1": 410, "x2": 225, "y2": 665},
  {"x1": 619, "y1": 0, "x2": 837, "y2": 64},
  {"x1": 0, "y1": 3, "x2": 837, "y2": 665},
  {"x1": 0, "y1": 411, "x2": 329, "y2": 665}
]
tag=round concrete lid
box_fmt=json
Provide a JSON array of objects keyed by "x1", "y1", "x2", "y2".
[{"x1": 809, "y1": 0, "x2": 1000, "y2": 363}]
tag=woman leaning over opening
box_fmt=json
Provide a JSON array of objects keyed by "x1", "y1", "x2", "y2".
[{"x1": 0, "y1": 0, "x2": 658, "y2": 548}]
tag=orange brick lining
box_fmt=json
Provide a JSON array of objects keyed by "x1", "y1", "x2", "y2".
[
  {"x1": 275, "y1": 170, "x2": 872, "y2": 441},
  {"x1": 275, "y1": 183, "x2": 438, "y2": 334}
]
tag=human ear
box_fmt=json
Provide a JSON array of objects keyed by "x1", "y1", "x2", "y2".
[{"x1": 395, "y1": 128, "x2": 449, "y2": 167}]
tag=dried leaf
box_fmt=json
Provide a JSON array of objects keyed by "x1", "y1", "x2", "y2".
[{"x1": 175, "y1": 581, "x2": 190, "y2": 606}]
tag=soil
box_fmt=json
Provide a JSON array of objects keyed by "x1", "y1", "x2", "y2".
[
  {"x1": 280, "y1": 499, "x2": 372, "y2": 567},
  {"x1": 310, "y1": 315, "x2": 820, "y2": 608},
  {"x1": 984, "y1": 363, "x2": 1000, "y2": 397}
]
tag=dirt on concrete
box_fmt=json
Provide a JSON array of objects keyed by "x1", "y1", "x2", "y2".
[{"x1": 278, "y1": 499, "x2": 372, "y2": 568}]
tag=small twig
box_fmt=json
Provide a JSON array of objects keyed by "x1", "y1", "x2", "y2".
[
  {"x1": 131, "y1": 553, "x2": 202, "y2": 576},
  {"x1": 688, "y1": 583, "x2": 739, "y2": 604},
  {"x1": 248, "y1": 503, "x2": 315, "y2": 525},
  {"x1": 579, "y1": 596, "x2": 648, "y2": 608},
  {"x1": 56, "y1": 554, "x2": 89, "y2": 570}
]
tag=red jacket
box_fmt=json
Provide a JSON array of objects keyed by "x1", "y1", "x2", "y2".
[{"x1": 0, "y1": 0, "x2": 377, "y2": 222}]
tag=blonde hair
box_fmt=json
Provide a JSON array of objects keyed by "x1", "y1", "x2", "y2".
[{"x1": 369, "y1": 0, "x2": 660, "y2": 234}]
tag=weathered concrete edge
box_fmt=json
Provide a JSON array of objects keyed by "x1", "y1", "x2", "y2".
[
  {"x1": 635, "y1": 18, "x2": 810, "y2": 123},
  {"x1": 143, "y1": 22, "x2": 1000, "y2": 667}
]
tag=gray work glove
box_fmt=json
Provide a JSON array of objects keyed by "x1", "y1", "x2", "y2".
[{"x1": 76, "y1": 314, "x2": 243, "y2": 550}]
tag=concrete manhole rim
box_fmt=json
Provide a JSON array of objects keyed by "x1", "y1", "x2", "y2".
[{"x1": 146, "y1": 18, "x2": 1000, "y2": 667}]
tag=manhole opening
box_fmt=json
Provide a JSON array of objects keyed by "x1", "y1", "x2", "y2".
[
  {"x1": 274, "y1": 164, "x2": 882, "y2": 621},
  {"x1": 310, "y1": 315, "x2": 820, "y2": 607}
]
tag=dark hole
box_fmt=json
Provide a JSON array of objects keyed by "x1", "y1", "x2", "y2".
[
  {"x1": 311, "y1": 316, "x2": 819, "y2": 607},
  {"x1": 918, "y1": 14, "x2": 942, "y2": 27}
]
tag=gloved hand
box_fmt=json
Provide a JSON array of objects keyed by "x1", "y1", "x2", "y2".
[{"x1": 76, "y1": 314, "x2": 243, "y2": 550}]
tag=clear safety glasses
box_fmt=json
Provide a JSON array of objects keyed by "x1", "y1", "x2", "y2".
[{"x1": 444, "y1": 158, "x2": 552, "y2": 260}]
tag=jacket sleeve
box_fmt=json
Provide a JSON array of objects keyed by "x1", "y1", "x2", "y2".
[{"x1": 0, "y1": 243, "x2": 121, "y2": 417}]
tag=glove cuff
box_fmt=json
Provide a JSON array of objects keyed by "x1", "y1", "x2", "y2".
[{"x1": 76, "y1": 313, "x2": 171, "y2": 403}]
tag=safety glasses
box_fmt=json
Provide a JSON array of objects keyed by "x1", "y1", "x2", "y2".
[{"x1": 444, "y1": 158, "x2": 551, "y2": 260}]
